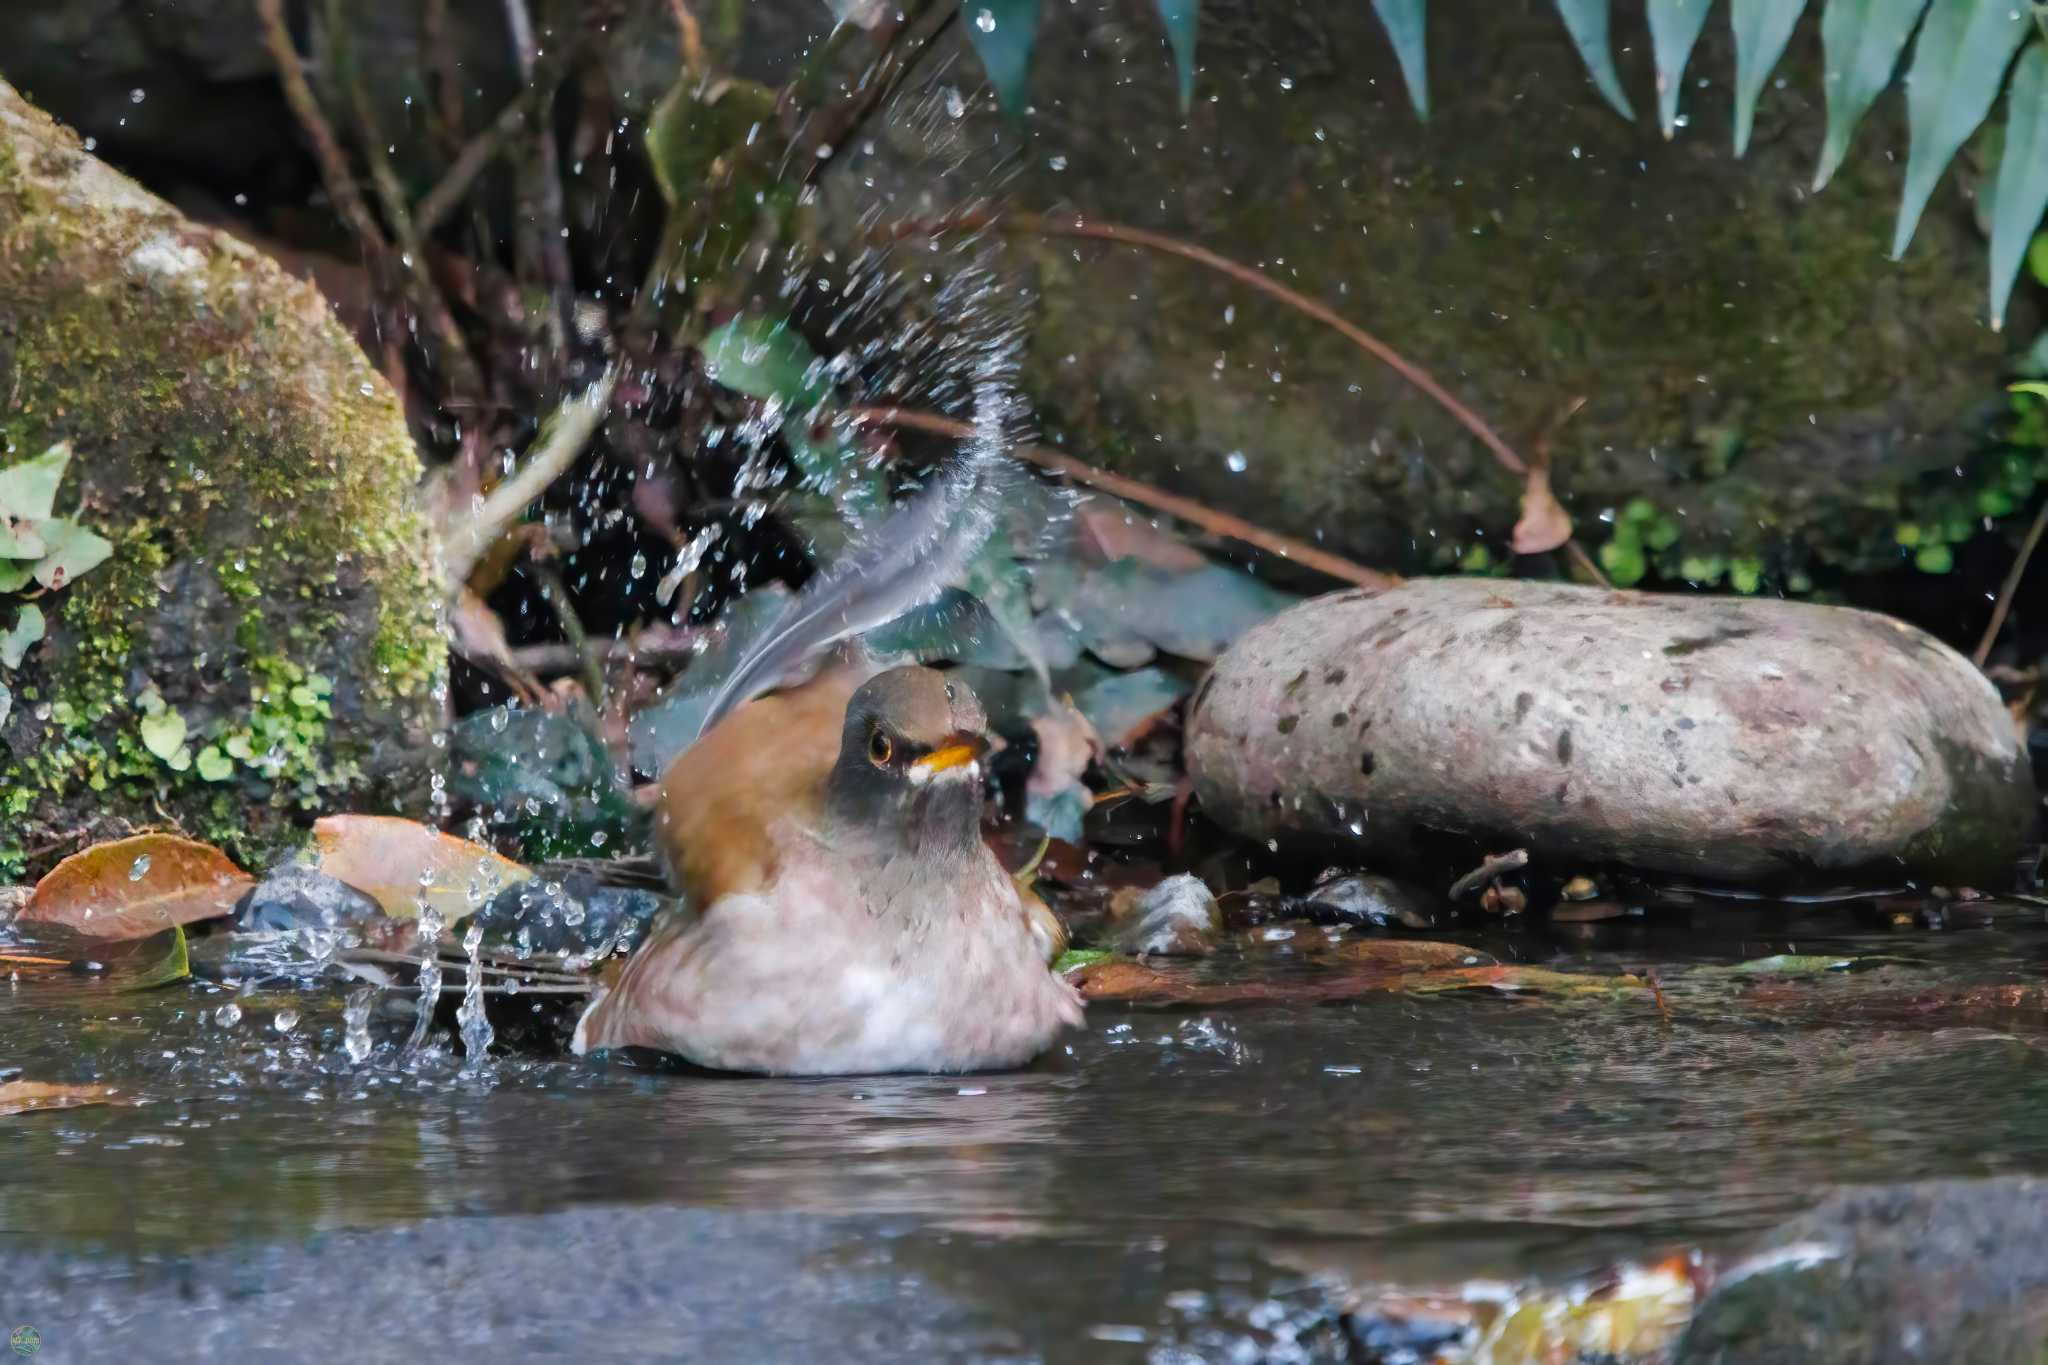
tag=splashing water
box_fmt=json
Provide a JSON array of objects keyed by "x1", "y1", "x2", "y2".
[
  {"x1": 342, "y1": 987, "x2": 374, "y2": 1065},
  {"x1": 456, "y1": 919, "x2": 494, "y2": 1068},
  {"x1": 405, "y1": 900, "x2": 445, "y2": 1054}
]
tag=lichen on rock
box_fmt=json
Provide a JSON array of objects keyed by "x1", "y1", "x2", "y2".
[{"x1": 0, "y1": 79, "x2": 444, "y2": 877}]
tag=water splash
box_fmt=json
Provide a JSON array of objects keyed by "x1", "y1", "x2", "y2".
[
  {"x1": 405, "y1": 900, "x2": 445, "y2": 1055},
  {"x1": 342, "y1": 987, "x2": 375, "y2": 1065},
  {"x1": 456, "y1": 919, "x2": 494, "y2": 1069}
]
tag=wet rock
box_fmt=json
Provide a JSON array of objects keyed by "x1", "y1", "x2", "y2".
[
  {"x1": 0, "y1": 82, "x2": 443, "y2": 873},
  {"x1": 824, "y1": 1, "x2": 2018, "y2": 577},
  {"x1": 1679, "y1": 1177, "x2": 2048, "y2": 1364},
  {"x1": 1302, "y1": 871, "x2": 1437, "y2": 930},
  {"x1": 1113, "y1": 874, "x2": 1220, "y2": 957},
  {"x1": 235, "y1": 867, "x2": 383, "y2": 935},
  {"x1": 472, "y1": 875, "x2": 663, "y2": 959},
  {"x1": 1187, "y1": 580, "x2": 2035, "y2": 888}
]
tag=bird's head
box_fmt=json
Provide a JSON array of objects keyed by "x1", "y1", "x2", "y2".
[{"x1": 826, "y1": 665, "x2": 990, "y2": 856}]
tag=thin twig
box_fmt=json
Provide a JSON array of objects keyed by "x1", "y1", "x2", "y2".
[
  {"x1": 333, "y1": 5, "x2": 483, "y2": 398},
  {"x1": 421, "y1": 0, "x2": 467, "y2": 157},
  {"x1": 1448, "y1": 847, "x2": 1529, "y2": 900},
  {"x1": 885, "y1": 208, "x2": 1529, "y2": 475},
  {"x1": 788, "y1": 0, "x2": 956, "y2": 185},
  {"x1": 850, "y1": 406, "x2": 1398, "y2": 589},
  {"x1": 255, "y1": 0, "x2": 390, "y2": 260},
  {"x1": 511, "y1": 627, "x2": 708, "y2": 676},
  {"x1": 442, "y1": 365, "x2": 620, "y2": 591},
  {"x1": 1974, "y1": 494, "x2": 2048, "y2": 667},
  {"x1": 884, "y1": 208, "x2": 1615, "y2": 588},
  {"x1": 530, "y1": 562, "x2": 606, "y2": 705},
  {"x1": 502, "y1": 0, "x2": 576, "y2": 349},
  {"x1": 417, "y1": 78, "x2": 557, "y2": 236},
  {"x1": 665, "y1": 0, "x2": 707, "y2": 76}
]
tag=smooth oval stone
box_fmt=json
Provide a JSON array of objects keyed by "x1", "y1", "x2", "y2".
[{"x1": 1186, "y1": 580, "x2": 2035, "y2": 887}]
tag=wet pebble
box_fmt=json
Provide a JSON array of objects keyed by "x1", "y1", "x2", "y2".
[
  {"x1": 1301, "y1": 871, "x2": 1437, "y2": 930},
  {"x1": 236, "y1": 866, "x2": 382, "y2": 935},
  {"x1": 1114, "y1": 874, "x2": 1220, "y2": 957}
]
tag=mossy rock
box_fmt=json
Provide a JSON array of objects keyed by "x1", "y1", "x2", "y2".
[
  {"x1": 0, "y1": 79, "x2": 444, "y2": 877},
  {"x1": 826, "y1": 0, "x2": 2027, "y2": 578}
]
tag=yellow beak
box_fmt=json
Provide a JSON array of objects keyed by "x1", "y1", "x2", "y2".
[{"x1": 910, "y1": 736, "x2": 987, "y2": 777}]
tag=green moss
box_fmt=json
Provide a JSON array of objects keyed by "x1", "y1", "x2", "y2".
[{"x1": 0, "y1": 82, "x2": 445, "y2": 874}]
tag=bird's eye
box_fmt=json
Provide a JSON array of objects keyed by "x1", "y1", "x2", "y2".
[{"x1": 868, "y1": 729, "x2": 894, "y2": 766}]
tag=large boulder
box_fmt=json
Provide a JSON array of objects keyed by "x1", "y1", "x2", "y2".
[
  {"x1": 0, "y1": 80, "x2": 444, "y2": 877},
  {"x1": 825, "y1": 0, "x2": 2025, "y2": 579},
  {"x1": 1185, "y1": 580, "x2": 2035, "y2": 887}
]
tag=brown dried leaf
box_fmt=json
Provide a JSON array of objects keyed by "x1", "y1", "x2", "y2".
[
  {"x1": 1510, "y1": 464, "x2": 1573, "y2": 556},
  {"x1": 18, "y1": 834, "x2": 250, "y2": 941},
  {"x1": 311, "y1": 815, "x2": 530, "y2": 923},
  {"x1": 0, "y1": 1081, "x2": 137, "y2": 1117}
]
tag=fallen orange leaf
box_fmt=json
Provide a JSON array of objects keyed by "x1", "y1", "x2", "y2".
[
  {"x1": 0, "y1": 1080, "x2": 136, "y2": 1117},
  {"x1": 311, "y1": 814, "x2": 530, "y2": 923},
  {"x1": 18, "y1": 834, "x2": 250, "y2": 941},
  {"x1": 1510, "y1": 463, "x2": 1573, "y2": 556}
]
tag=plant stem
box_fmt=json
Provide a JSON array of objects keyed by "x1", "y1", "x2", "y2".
[
  {"x1": 849, "y1": 405, "x2": 1399, "y2": 590},
  {"x1": 1974, "y1": 494, "x2": 2048, "y2": 667}
]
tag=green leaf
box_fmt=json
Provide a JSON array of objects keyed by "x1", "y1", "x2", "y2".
[
  {"x1": 1598, "y1": 538, "x2": 1647, "y2": 585},
  {"x1": 121, "y1": 925, "x2": 192, "y2": 992},
  {"x1": 1731, "y1": 0, "x2": 1811, "y2": 155},
  {"x1": 1890, "y1": 0, "x2": 2030, "y2": 259},
  {"x1": 0, "y1": 604, "x2": 44, "y2": 670},
  {"x1": 1989, "y1": 45, "x2": 2048, "y2": 329},
  {"x1": 1151, "y1": 0, "x2": 1199, "y2": 113},
  {"x1": 32, "y1": 519, "x2": 113, "y2": 590},
  {"x1": 1054, "y1": 948, "x2": 1112, "y2": 974},
  {"x1": 195, "y1": 746, "x2": 234, "y2": 782},
  {"x1": 139, "y1": 707, "x2": 187, "y2": 762},
  {"x1": 1371, "y1": 0, "x2": 1431, "y2": 120},
  {"x1": 0, "y1": 681, "x2": 10, "y2": 733},
  {"x1": 1913, "y1": 542, "x2": 1954, "y2": 573},
  {"x1": 2031, "y1": 231, "x2": 2048, "y2": 285},
  {"x1": 962, "y1": 0, "x2": 1043, "y2": 117},
  {"x1": 0, "y1": 442, "x2": 70, "y2": 523},
  {"x1": 1649, "y1": 0, "x2": 1715, "y2": 139},
  {"x1": 1814, "y1": 0, "x2": 1931, "y2": 191},
  {"x1": 1553, "y1": 0, "x2": 1637, "y2": 120},
  {"x1": 0, "y1": 560, "x2": 32, "y2": 592},
  {"x1": 1729, "y1": 554, "x2": 1765, "y2": 592},
  {"x1": 699, "y1": 315, "x2": 829, "y2": 410}
]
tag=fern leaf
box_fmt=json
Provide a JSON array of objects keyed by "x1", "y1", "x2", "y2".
[
  {"x1": 1890, "y1": 0, "x2": 2029, "y2": 259},
  {"x1": 1730, "y1": 0, "x2": 1810, "y2": 156},
  {"x1": 1649, "y1": 0, "x2": 1716, "y2": 139},
  {"x1": 1989, "y1": 43, "x2": 2048, "y2": 329},
  {"x1": 1814, "y1": 0, "x2": 1931, "y2": 191},
  {"x1": 1553, "y1": 0, "x2": 1637, "y2": 120}
]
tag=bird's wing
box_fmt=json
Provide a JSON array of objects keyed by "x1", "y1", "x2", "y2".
[{"x1": 652, "y1": 657, "x2": 868, "y2": 907}]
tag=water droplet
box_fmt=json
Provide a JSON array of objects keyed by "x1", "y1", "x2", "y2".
[
  {"x1": 214, "y1": 1003, "x2": 242, "y2": 1027},
  {"x1": 272, "y1": 1008, "x2": 299, "y2": 1034},
  {"x1": 590, "y1": 830, "x2": 608, "y2": 848},
  {"x1": 343, "y1": 988, "x2": 374, "y2": 1064},
  {"x1": 129, "y1": 88, "x2": 146, "y2": 104},
  {"x1": 629, "y1": 551, "x2": 648, "y2": 579},
  {"x1": 973, "y1": 7, "x2": 996, "y2": 32},
  {"x1": 1224, "y1": 450, "x2": 1248, "y2": 474},
  {"x1": 129, "y1": 854, "x2": 152, "y2": 881},
  {"x1": 1048, "y1": 155, "x2": 1068, "y2": 172}
]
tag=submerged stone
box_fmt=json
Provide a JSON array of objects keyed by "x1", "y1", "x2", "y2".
[
  {"x1": 1186, "y1": 580, "x2": 2035, "y2": 888},
  {"x1": 1679, "y1": 1177, "x2": 2048, "y2": 1364}
]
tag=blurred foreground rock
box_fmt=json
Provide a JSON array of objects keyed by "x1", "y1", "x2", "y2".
[
  {"x1": 0, "y1": 80, "x2": 443, "y2": 875},
  {"x1": 1187, "y1": 580, "x2": 2035, "y2": 888},
  {"x1": 1679, "y1": 1177, "x2": 2048, "y2": 1364}
]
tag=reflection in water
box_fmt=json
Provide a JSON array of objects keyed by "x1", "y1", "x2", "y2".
[{"x1": 8, "y1": 910, "x2": 2048, "y2": 1314}]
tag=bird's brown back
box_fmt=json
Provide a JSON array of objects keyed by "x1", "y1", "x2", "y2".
[{"x1": 653, "y1": 660, "x2": 867, "y2": 906}]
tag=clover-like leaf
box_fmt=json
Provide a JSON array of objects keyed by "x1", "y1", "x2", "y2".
[
  {"x1": 700, "y1": 315, "x2": 830, "y2": 410},
  {"x1": 195, "y1": 746, "x2": 234, "y2": 783},
  {"x1": 0, "y1": 442, "x2": 70, "y2": 523},
  {"x1": 33, "y1": 519, "x2": 114, "y2": 590},
  {"x1": 0, "y1": 604, "x2": 44, "y2": 670},
  {"x1": 139, "y1": 707, "x2": 187, "y2": 762}
]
